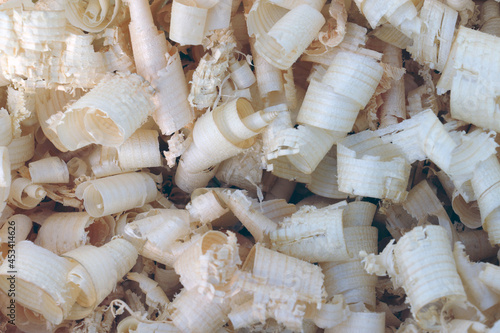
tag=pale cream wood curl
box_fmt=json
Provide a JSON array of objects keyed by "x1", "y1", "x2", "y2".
[
  {"x1": 53, "y1": 73, "x2": 155, "y2": 151},
  {"x1": 176, "y1": 98, "x2": 275, "y2": 192},
  {"x1": 128, "y1": 0, "x2": 193, "y2": 135},
  {"x1": 9, "y1": 176, "x2": 46, "y2": 210},
  {"x1": 123, "y1": 209, "x2": 191, "y2": 267},
  {"x1": 117, "y1": 129, "x2": 162, "y2": 170},
  {"x1": 64, "y1": 238, "x2": 138, "y2": 316},
  {"x1": 325, "y1": 311, "x2": 385, "y2": 333},
  {"x1": 29, "y1": 156, "x2": 69, "y2": 184},
  {"x1": 481, "y1": 0, "x2": 500, "y2": 36},
  {"x1": 218, "y1": 189, "x2": 278, "y2": 243},
  {"x1": 407, "y1": 0, "x2": 457, "y2": 72},
  {"x1": 65, "y1": 0, "x2": 122, "y2": 33},
  {"x1": 170, "y1": 288, "x2": 230, "y2": 333},
  {"x1": 75, "y1": 172, "x2": 158, "y2": 217},
  {"x1": 231, "y1": 244, "x2": 325, "y2": 331},
  {"x1": 247, "y1": 1, "x2": 326, "y2": 70},
  {"x1": 7, "y1": 133, "x2": 34, "y2": 170},
  {"x1": 352, "y1": 0, "x2": 421, "y2": 38},
  {"x1": 437, "y1": 27, "x2": 500, "y2": 133},
  {"x1": 0, "y1": 214, "x2": 31, "y2": 257},
  {"x1": 35, "y1": 212, "x2": 115, "y2": 255},
  {"x1": 173, "y1": 230, "x2": 240, "y2": 298},
  {"x1": 363, "y1": 225, "x2": 469, "y2": 330},
  {"x1": 0, "y1": 241, "x2": 80, "y2": 325}
]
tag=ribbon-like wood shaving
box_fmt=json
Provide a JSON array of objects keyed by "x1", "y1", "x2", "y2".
[{"x1": 1, "y1": 0, "x2": 500, "y2": 332}]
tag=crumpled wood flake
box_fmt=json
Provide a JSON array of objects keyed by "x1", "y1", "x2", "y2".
[
  {"x1": 188, "y1": 28, "x2": 237, "y2": 109},
  {"x1": 174, "y1": 230, "x2": 240, "y2": 298},
  {"x1": 176, "y1": 98, "x2": 275, "y2": 192}
]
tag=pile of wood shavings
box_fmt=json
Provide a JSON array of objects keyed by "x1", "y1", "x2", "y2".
[{"x1": 0, "y1": 0, "x2": 499, "y2": 332}]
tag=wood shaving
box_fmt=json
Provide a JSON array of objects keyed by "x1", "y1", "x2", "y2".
[{"x1": 0, "y1": 0, "x2": 500, "y2": 332}]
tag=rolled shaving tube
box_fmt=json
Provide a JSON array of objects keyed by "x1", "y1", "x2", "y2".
[
  {"x1": 218, "y1": 189, "x2": 278, "y2": 243},
  {"x1": 251, "y1": 4, "x2": 326, "y2": 70},
  {"x1": 229, "y1": 59, "x2": 257, "y2": 89},
  {"x1": 321, "y1": 260, "x2": 377, "y2": 307},
  {"x1": 270, "y1": 206, "x2": 377, "y2": 262},
  {"x1": 9, "y1": 177, "x2": 46, "y2": 210},
  {"x1": 371, "y1": 24, "x2": 412, "y2": 49},
  {"x1": 0, "y1": 241, "x2": 80, "y2": 325},
  {"x1": 364, "y1": 225, "x2": 467, "y2": 330},
  {"x1": 178, "y1": 98, "x2": 275, "y2": 174},
  {"x1": 0, "y1": 214, "x2": 31, "y2": 256},
  {"x1": 64, "y1": 238, "x2": 138, "y2": 312},
  {"x1": 270, "y1": 206, "x2": 349, "y2": 262},
  {"x1": 257, "y1": 199, "x2": 296, "y2": 223},
  {"x1": 55, "y1": 74, "x2": 155, "y2": 150},
  {"x1": 128, "y1": 0, "x2": 193, "y2": 134},
  {"x1": 437, "y1": 28, "x2": 500, "y2": 132},
  {"x1": 7, "y1": 133, "x2": 35, "y2": 170},
  {"x1": 64, "y1": 0, "x2": 121, "y2": 33},
  {"x1": 170, "y1": 0, "x2": 211, "y2": 46},
  {"x1": 407, "y1": 0, "x2": 457, "y2": 72},
  {"x1": 472, "y1": 155, "x2": 500, "y2": 244},
  {"x1": 307, "y1": 148, "x2": 348, "y2": 199},
  {"x1": 77, "y1": 172, "x2": 158, "y2": 217},
  {"x1": 379, "y1": 44, "x2": 406, "y2": 128},
  {"x1": 36, "y1": 212, "x2": 114, "y2": 255},
  {"x1": 174, "y1": 160, "x2": 219, "y2": 194},
  {"x1": 187, "y1": 188, "x2": 232, "y2": 225},
  {"x1": 354, "y1": 0, "x2": 421, "y2": 38},
  {"x1": 240, "y1": 244, "x2": 325, "y2": 304},
  {"x1": 291, "y1": 52, "x2": 383, "y2": 173},
  {"x1": 29, "y1": 156, "x2": 69, "y2": 184}
]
